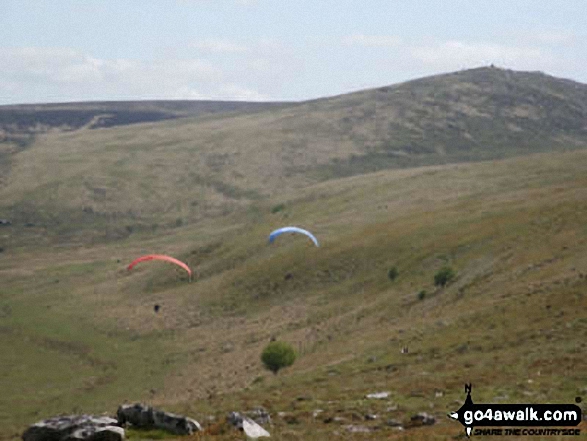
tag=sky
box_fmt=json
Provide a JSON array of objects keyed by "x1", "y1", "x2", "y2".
[{"x1": 0, "y1": 0, "x2": 585, "y2": 104}]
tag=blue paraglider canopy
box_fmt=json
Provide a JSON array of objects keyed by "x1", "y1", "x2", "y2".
[{"x1": 268, "y1": 226, "x2": 319, "y2": 247}]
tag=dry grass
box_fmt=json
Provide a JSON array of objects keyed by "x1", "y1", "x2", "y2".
[
  {"x1": 1, "y1": 147, "x2": 587, "y2": 439},
  {"x1": 3, "y1": 67, "x2": 587, "y2": 249},
  {"x1": 2, "y1": 68, "x2": 587, "y2": 439}
]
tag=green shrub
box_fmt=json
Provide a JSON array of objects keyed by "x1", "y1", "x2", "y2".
[
  {"x1": 434, "y1": 266, "x2": 456, "y2": 287},
  {"x1": 271, "y1": 203, "x2": 286, "y2": 214},
  {"x1": 417, "y1": 290, "x2": 427, "y2": 300},
  {"x1": 261, "y1": 341, "x2": 296, "y2": 374},
  {"x1": 387, "y1": 266, "x2": 399, "y2": 281}
]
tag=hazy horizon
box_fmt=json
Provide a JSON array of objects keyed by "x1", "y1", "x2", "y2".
[{"x1": 1, "y1": 0, "x2": 585, "y2": 105}]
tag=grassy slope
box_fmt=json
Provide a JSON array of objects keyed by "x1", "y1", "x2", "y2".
[
  {"x1": 1, "y1": 150, "x2": 586, "y2": 440},
  {"x1": 2, "y1": 67, "x2": 587, "y2": 247}
]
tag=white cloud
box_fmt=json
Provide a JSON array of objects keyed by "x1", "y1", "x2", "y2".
[
  {"x1": 216, "y1": 83, "x2": 270, "y2": 101},
  {"x1": 0, "y1": 47, "x2": 272, "y2": 103},
  {"x1": 410, "y1": 40, "x2": 553, "y2": 70},
  {"x1": 343, "y1": 33, "x2": 402, "y2": 47}
]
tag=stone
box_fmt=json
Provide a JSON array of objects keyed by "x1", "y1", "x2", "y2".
[
  {"x1": 67, "y1": 426, "x2": 124, "y2": 441},
  {"x1": 243, "y1": 418, "x2": 270, "y2": 438},
  {"x1": 366, "y1": 392, "x2": 389, "y2": 399},
  {"x1": 409, "y1": 412, "x2": 436, "y2": 427},
  {"x1": 228, "y1": 412, "x2": 244, "y2": 428},
  {"x1": 152, "y1": 410, "x2": 201, "y2": 435},
  {"x1": 116, "y1": 404, "x2": 153, "y2": 427},
  {"x1": 116, "y1": 404, "x2": 201, "y2": 435},
  {"x1": 227, "y1": 412, "x2": 270, "y2": 438},
  {"x1": 386, "y1": 418, "x2": 403, "y2": 427},
  {"x1": 245, "y1": 408, "x2": 271, "y2": 425},
  {"x1": 22, "y1": 415, "x2": 122, "y2": 441}
]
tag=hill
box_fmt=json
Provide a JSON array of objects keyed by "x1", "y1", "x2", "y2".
[
  {"x1": 1, "y1": 67, "x2": 586, "y2": 439},
  {"x1": 0, "y1": 100, "x2": 287, "y2": 146},
  {"x1": 2, "y1": 67, "x2": 587, "y2": 247},
  {"x1": 1, "y1": 150, "x2": 586, "y2": 439}
]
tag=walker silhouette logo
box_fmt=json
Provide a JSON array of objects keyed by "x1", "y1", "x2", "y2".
[{"x1": 448, "y1": 384, "x2": 582, "y2": 437}]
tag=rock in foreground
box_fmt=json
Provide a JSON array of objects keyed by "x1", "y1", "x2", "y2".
[
  {"x1": 228, "y1": 412, "x2": 270, "y2": 438},
  {"x1": 22, "y1": 415, "x2": 123, "y2": 441},
  {"x1": 117, "y1": 404, "x2": 201, "y2": 435}
]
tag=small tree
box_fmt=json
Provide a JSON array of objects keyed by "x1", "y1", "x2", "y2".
[
  {"x1": 261, "y1": 341, "x2": 296, "y2": 375},
  {"x1": 387, "y1": 266, "x2": 399, "y2": 281},
  {"x1": 434, "y1": 266, "x2": 456, "y2": 287},
  {"x1": 417, "y1": 290, "x2": 427, "y2": 301}
]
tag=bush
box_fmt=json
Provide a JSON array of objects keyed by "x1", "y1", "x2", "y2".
[
  {"x1": 417, "y1": 290, "x2": 427, "y2": 301},
  {"x1": 387, "y1": 266, "x2": 399, "y2": 281},
  {"x1": 271, "y1": 203, "x2": 286, "y2": 214},
  {"x1": 434, "y1": 266, "x2": 456, "y2": 287},
  {"x1": 261, "y1": 341, "x2": 296, "y2": 374}
]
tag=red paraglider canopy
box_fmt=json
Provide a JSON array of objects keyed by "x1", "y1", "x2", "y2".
[{"x1": 127, "y1": 254, "x2": 192, "y2": 279}]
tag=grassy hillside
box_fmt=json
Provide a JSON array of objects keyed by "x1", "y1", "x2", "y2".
[
  {"x1": 1, "y1": 149, "x2": 586, "y2": 440},
  {"x1": 1, "y1": 67, "x2": 586, "y2": 439},
  {"x1": 2, "y1": 67, "x2": 587, "y2": 248}
]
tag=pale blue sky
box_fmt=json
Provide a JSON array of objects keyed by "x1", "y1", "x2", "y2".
[{"x1": 0, "y1": 0, "x2": 585, "y2": 104}]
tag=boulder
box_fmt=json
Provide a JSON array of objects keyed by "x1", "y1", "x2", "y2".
[
  {"x1": 67, "y1": 426, "x2": 124, "y2": 441},
  {"x1": 116, "y1": 404, "x2": 153, "y2": 428},
  {"x1": 116, "y1": 404, "x2": 201, "y2": 435},
  {"x1": 227, "y1": 412, "x2": 270, "y2": 438},
  {"x1": 22, "y1": 415, "x2": 122, "y2": 441},
  {"x1": 152, "y1": 410, "x2": 201, "y2": 435},
  {"x1": 243, "y1": 418, "x2": 270, "y2": 438}
]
